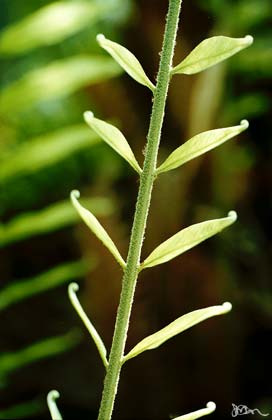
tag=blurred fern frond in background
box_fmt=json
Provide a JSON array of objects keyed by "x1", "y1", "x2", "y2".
[{"x1": 0, "y1": 0, "x2": 132, "y2": 418}]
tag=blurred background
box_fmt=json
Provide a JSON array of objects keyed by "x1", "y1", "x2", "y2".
[{"x1": 0, "y1": 0, "x2": 271, "y2": 419}]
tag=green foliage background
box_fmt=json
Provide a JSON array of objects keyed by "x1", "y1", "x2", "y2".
[{"x1": 0, "y1": 0, "x2": 271, "y2": 419}]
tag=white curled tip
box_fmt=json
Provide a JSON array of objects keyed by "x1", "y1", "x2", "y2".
[
  {"x1": 47, "y1": 390, "x2": 62, "y2": 420},
  {"x1": 244, "y1": 35, "x2": 254, "y2": 45},
  {"x1": 96, "y1": 33, "x2": 106, "y2": 44},
  {"x1": 228, "y1": 210, "x2": 237, "y2": 222},
  {"x1": 240, "y1": 119, "x2": 249, "y2": 129},
  {"x1": 70, "y1": 189, "x2": 80, "y2": 200},
  {"x1": 68, "y1": 282, "x2": 80, "y2": 311},
  {"x1": 206, "y1": 402, "x2": 216, "y2": 413},
  {"x1": 222, "y1": 301, "x2": 232, "y2": 313},
  {"x1": 47, "y1": 389, "x2": 60, "y2": 400},
  {"x1": 174, "y1": 401, "x2": 216, "y2": 419},
  {"x1": 68, "y1": 282, "x2": 79, "y2": 295},
  {"x1": 83, "y1": 110, "x2": 94, "y2": 123}
]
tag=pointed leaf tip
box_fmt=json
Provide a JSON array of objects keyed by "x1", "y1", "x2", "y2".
[
  {"x1": 123, "y1": 302, "x2": 233, "y2": 363},
  {"x1": 171, "y1": 35, "x2": 254, "y2": 75},
  {"x1": 96, "y1": 33, "x2": 155, "y2": 91},
  {"x1": 83, "y1": 111, "x2": 142, "y2": 174},
  {"x1": 173, "y1": 402, "x2": 216, "y2": 420},
  {"x1": 71, "y1": 189, "x2": 126, "y2": 268},
  {"x1": 141, "y1": 211, "x2": 237, "y2": 269}
]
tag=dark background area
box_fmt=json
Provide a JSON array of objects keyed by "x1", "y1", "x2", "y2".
[{"x1": 0, "y1": 0, "x2": 271, "y2": 419}]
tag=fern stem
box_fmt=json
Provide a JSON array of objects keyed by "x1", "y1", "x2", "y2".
[{"x1": 97, "y1": 1, "x2": 183, "y2": 419}]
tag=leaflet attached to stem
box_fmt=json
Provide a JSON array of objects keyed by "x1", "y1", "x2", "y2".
[
  {"x1": 97, "y1": 34, "x2": 155, "y2": 91},
  {"x1": 156, "y1": 120, "x2": 249, "y2": 175},
  {"x1": 84, "y1": 111, "x2": 142, "y2": 174},
  {"x1": 71, "y1": 190, "x2": 126, "y2": 268},
  {"x1": 123, "y1": 303, "x2": 231, "y2": 363},
  {"x1": 171, "y1": 35, "x2": 253, "y2": 75},
  {"x1": 141, "y1": 211, "x2": 237, "y2": 269}
]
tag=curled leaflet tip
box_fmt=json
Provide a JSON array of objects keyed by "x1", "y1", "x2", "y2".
[
  {"x1": 96, "y1": 34, "x2": 106, "y2": 43},
  {"x1": 48, "y1": 390, "x2": 60, "y2": 400},
  {"x1": 240, "y1": 119, "x2": 249, "y2": 129},
  {"x1": 228, "y1": 210, "x2": 237, "y2": 222},
  {"x1": 69, "y1": 282, "x2": 79, "y2": 293},
  {"x1": 84, "y1": 110, "x2": 94, "y2": 121},
  {"x1": 70, "y1": 190, "x2": 80, "y2": 199},
  {"x1": 244, "y1": 35, "x2": 254, "y2": 44},
  {"x1": 206, "y1": 401, "x2": 216, "y2": 410},
  {"x1": 222, "y1": 302, "x2": 232, "y2": 312}
]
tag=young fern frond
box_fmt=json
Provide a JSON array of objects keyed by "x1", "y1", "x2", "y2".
[
  {"x1": 84, "y1": 111, "x2": 142, "y2": 174},
  {"x1": 156, "y1": 119, "x2": 249, "y2": 175},
  {"x1": 171, "y1": 35, "x2": 253, "y2": 75},
  {"x1": 47, "y1": 390, "x2": 62, "y2": 420},
  {"x1": 71, "y1": 190, "x2": 126, "y2": 268},
  {"x1": 140, "y1": 211, "x2": 237, "y2": 269},
  {"x1": 173, "y1": 401, "x2": 216, "y2": 420},
  {"x1": 122, "y1": 302, "x2": 232, "y2": 363},
  {"x1": 65, "y1": 1, "x2": 254, "y2": 419},
  {"x1": 97, "y1": 34, "x2": 155, "y2": 92},
  {"x1": 68, "y1": 283, "x2": 108, "y2": 369}
]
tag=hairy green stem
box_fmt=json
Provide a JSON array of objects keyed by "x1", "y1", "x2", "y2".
[{"x1": 97, "y1": 1, "x2": 182, "y2": 419}]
